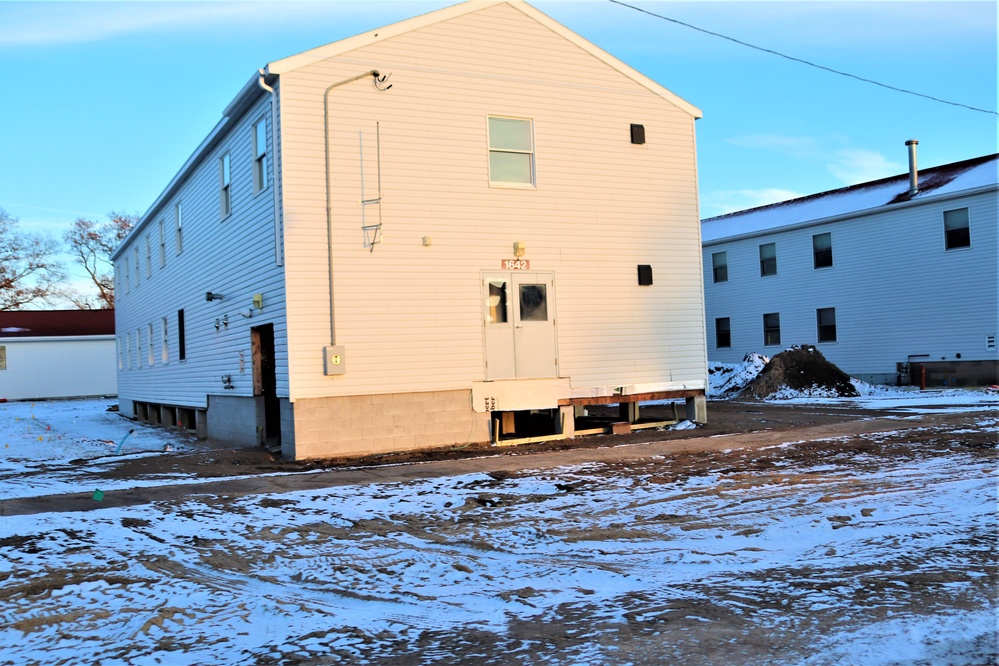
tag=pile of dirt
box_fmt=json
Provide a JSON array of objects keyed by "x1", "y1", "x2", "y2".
[{"x1": 744, "y1": 345, "x2": 860, "y2": 399}]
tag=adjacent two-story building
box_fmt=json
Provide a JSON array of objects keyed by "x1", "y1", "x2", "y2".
[
  {"x1": 112, "y1": 0, "x2": 709, "y2": 459},
  {"x1": 702, "y1": 146, "x2": 998, "y2": 387}
]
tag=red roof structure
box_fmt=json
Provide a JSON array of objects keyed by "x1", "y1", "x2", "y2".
[{"x1": 0, "y1": 310, "x2": 115, "y2": 338}]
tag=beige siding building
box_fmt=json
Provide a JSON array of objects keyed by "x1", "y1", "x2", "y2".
[{"x1": 113, "y1": 0, "x2": 707, "y2": 459}]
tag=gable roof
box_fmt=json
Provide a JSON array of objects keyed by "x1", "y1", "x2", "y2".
[
  {"x1": 702, "y1": 153, "x2": 999, "y2": 244},
  {"x1": 0, "y1": 310, "x2": 116, "y2": 339},
  {"x1": 265, "y1": 0, "x2": 701, "y2": 119}
]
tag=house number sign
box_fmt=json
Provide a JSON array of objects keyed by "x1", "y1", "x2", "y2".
[{"x1": 501, "y1": 259, "x2": 530, "y2": 270}]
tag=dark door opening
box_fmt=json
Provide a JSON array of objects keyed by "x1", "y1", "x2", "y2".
[{"x1": 251, "y1": 324, "x2": 280, "y2": 448}]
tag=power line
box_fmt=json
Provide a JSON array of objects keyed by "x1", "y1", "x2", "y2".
[{"x1": 609, "y1": 0, "x2": 998, "y2": 116}]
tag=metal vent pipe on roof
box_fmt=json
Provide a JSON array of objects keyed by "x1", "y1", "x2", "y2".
[{"x1": 906, "y1": 139, "x2": 919, "y2": 195}]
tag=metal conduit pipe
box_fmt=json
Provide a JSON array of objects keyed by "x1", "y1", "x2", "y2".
[
  {"x1": 257, "y1": 69, "x2": 282, "y2": 266},
  {"x1": 323, "y1": 70, "x2": 383, "y2": 346}
]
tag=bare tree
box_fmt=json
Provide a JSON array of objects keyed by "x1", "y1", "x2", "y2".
[
  {"x1": 64, "y1": 211, "x2": 136, "y2": 309},
  {"x1": 0, "y1": 208, "x2": 66, "y2": 311}
]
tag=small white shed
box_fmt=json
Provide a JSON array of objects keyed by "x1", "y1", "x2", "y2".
[
  {"x1": 113, "y1": 0, "x2": 708, "y2": 459},
  {"x1": 0, "y1": 310, "x2": 117, "y2": 401}
]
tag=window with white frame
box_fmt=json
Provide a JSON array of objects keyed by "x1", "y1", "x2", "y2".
[
  {"x1": 133, "y1": 247, "x2": 140, "y2": 287},
  {"x1": 158, "y1": 220, "x2": 166, "y2": 267},
  {"x1": 125, "y1": 333, "x2": 131, "y2": 369},
  {"x1": 944, "y1": 207, "x2": 970, "y2": 250},
  {"x1": 759, "y1": 242, "x2": 777, "y2": 277},
  {"x1": 712, "y1": 251, "x2": 728, "y2": 283},
  {"x1": 220, "y1": 153, "x2": 231, "y2": 218},
  {"x1": 145, "y1": 237, "x2": 152, "y2": 278},
  {"x1": 147, "y1": 323, "x2": 155, "y2": 366},
  {"x1": 174, "y1": 202, "x2": 183, "y2": 254},
  {"x1": 136, "y1": 328, "x2": 143, "y2": 368},
  {"x1": 124, "y1": 257, "x2": 131, "y2": 294},
  {"x1": 763, "y1": 312, "x2": 781, "y2": 346},
  {"x1": 117, "y1": 337, "x2": 123, "y2": 370},
  {"x1": 816, "y1": 307, "x2": 837, "y2": 343},
  {"x1": 253, "y1": 119, "x2": 268, "y2": 194},
  {"x1": 812, "y1": 232, "x2": 832, "y2": 269},
  {"x1": 488, "y1": 116, "x2": 534, "y2": 186},
  {"x1": 161, "y1": 317, "x2": 169, "y2": 364}
]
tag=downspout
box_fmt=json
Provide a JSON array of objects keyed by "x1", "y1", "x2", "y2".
[
  {"x1": 258, "y1": 69, "x2": 282, "y2": 266},
  {"x1": 323, "y1": 70, "x2": 383, "y2": 347}
]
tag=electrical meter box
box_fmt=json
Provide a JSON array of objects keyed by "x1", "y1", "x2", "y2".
[{"x1": 323, "y1": 346, "x2": 346, "y2": 376}]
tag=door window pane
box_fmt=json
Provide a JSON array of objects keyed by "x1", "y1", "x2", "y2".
[
  {"x1": 488, "y1": 280, "x2": 508, "y2": 323},
  {"x1": 519, "y1": 284, "x2": 548, "y2": 321}
]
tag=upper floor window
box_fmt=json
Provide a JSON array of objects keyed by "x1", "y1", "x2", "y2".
[
  {"x1": 123, "y1": 257, "x2": 130, "y2": 294},
  {"x1": 174, "y1": 202, "x2": 183, "y2": 254},
  {"x1": 944, "y1": 208, "x2": 970, "y2": 250},
  {"x1": 711, "y1": 251, "x2": 728, "y2": 283},
  {"x1": 133, "y1": 247, "x2": 141, "y2": 287},
  {"x1": 161, "y1": 317, "x2": 169, "y2": 364},
  {"x1": 145, "y1": 237, "x2": 152, "y2": 278},
  {"x1": 812, "y1": 232, "x2": 832, "y2": 269},
  {"x1": 488, "y1": 116, "x2": 534, "y2": 186},
  {"x1": 763, "y1": 312, "x2": 781, "y2": 346},
  {"x1": 253, "y1": 119, "x2": 268, "y2": 194},
  {"x1": 816, "y1": 307, "x2": 837, "y2": 343},
  {"x1": 220, "y1": 153, "x2": 231, "y2": 219},
  {"x1": 759, "y1": 243, "x2": 777, "y2": 276},
  {"x1": 158, "y1": 220, "x2": 166, "y2": 267},
  {"x1": 147, "y1": 323, "x2": 155, "y2": 366},
  {"x1": 715, "y1": 317, "x2": 731, "y2": 348}
]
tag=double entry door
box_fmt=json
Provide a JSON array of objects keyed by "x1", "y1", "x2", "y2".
[{"x1": 483, "y1": 271, "x2": 558, "y2": 380}]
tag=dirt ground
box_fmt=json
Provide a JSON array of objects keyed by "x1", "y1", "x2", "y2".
[
  {"x1": 1, "y1": 402, "x2": 995, "y2": 664},
  {"x1": 98, "y1": 399, "x2": 901, "y2": 482}
]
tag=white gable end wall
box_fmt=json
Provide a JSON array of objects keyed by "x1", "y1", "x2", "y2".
[{"x1": 278, "y1": 3, "x2": 705, "y2": 407}]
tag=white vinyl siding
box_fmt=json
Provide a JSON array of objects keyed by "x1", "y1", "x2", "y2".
[{"x1": 278, "y1": 2, "x2": 704, "y2": 401}]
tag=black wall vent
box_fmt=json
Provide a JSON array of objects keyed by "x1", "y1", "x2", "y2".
[
  {"x1": 630, "y1": 124, "x2": 646, "y2": 145},
  {"x1": 637, "y1": 264, "x2": 653, "y2": 285}
]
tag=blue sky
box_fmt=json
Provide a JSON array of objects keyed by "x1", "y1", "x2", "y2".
[{"x1": 1, "y1": 1, "x2": 995, "y2": 300}]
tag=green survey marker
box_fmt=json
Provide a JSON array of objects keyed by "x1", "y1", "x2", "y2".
[{"x1": 92, "y1": 490, "x2": 104, "y2": 502}]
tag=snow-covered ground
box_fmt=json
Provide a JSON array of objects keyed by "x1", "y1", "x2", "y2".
[{"x1": 0, "y1": 398, "x2": 996, "y2": 664}]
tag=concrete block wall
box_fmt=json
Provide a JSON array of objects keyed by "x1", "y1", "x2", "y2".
[
  {"x1": 288, "y1": 389, "x2": 490, "y2": 460},
  {"x1": 206, "y1": 394, "x2": 261, "y2": 447}
]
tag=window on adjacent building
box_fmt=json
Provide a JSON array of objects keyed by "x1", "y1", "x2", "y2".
[
  {"x1": 715, "y1": 317, "x2": 731, "y2": 348},
  {"x1": 712, "y1": 251, "x2": 728, "y2": 283},
  {"x1": 117, "y1": 337, "x2": 123, "y2": 370},
  {"x1": 759, "y1": 242, "x2": 777, "y2": 276},
  {"x1": 174, "y1": 202, "x2": 183, "y2": 254},
  {"x1": 812, "y1": 232, "x2": 832, "y2": 269},
  {"x1": 147, "y1": 323, "x2": 155, "y2": 366},
  {"x1": 161, "y1": 317, "x2": 169, "y2": 364},
  {"x1": 220, "y1": 153, "x2": 231, "y2": 218},
  {"x1": 145, "y1": 237, "x2": 152, "y2": 278},
  {"x1": 944, "y1": 208, "x2": 970, "y2": 250},
  {"x1": 763, "y1": 312, "x2": 781, "y2": 346},
  {"x1": 158, "y1": 221, "x2": 166, "y2": 267},
  {"x1": 253, "y1": 119, "x2": 268, "y2": 194},
  {"x1": 817, "y1": 307, "x2": 837, "y2": 343},
  {"x1": 488, "y1": 116, "x2": 534, "y2": 185},
  {"x1": 178, "y1": 309, "x2": 186, "y2": 361}
]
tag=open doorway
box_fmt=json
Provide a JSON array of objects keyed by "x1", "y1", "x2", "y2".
[{"x1": 251, "y1": 324, "x2": 280, "y2": 449}]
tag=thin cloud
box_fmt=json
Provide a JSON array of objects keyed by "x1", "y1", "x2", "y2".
[
  {"x1": 828, "y1": 149, "x2": 902, "y2": 185},
  {"x1": 726, "y1": 134, "x2": 823, "y2": 160},
  {"x1": 703, "y1": 187, "x2": 803, "y2": 217}
]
